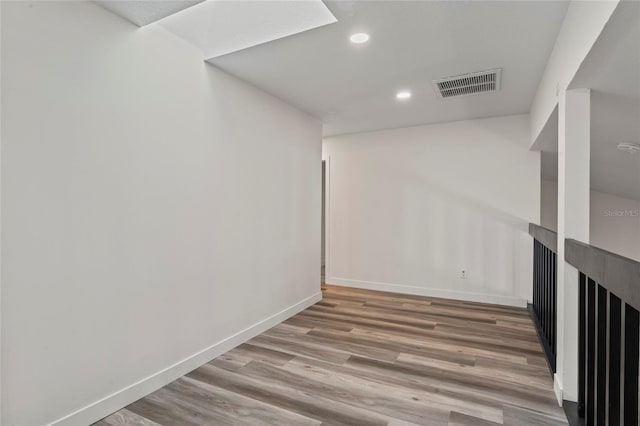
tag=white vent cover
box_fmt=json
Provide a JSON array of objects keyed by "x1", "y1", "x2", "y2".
[{"x1": 432, "y1": 69, "x2": 502, "y2": 99}]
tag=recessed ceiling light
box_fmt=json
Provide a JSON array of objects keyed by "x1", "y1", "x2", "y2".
[
  {"x1": 396, "y1": 91, "x2": 412, "y2": 100},
  {"x1": 350, "y1": 33, "x2": 369, "y2": 44},
  {"x1": 617, "y1": 142, "x2": 640, "y2": 154}
]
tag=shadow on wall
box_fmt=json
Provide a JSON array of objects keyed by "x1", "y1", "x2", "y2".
[
  {"x1": 380, "y1": 163, "x2": 530, "y2": 295},
  {"x1": 390, "y1": 161, "x2": 530, "y2": 232},
  {"x1": 322, "y1": 115, "x2": 538, "y2": 304}
]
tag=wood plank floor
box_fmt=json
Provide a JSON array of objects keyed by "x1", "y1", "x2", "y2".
[{"x1": 95, "y1": 285, "x2": 568, "y2": 426}]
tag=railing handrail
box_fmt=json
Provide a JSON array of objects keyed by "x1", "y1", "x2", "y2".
[
  {"x1": 566, "y1": 238, "x2": 640, "y2": 312},
  {"x1": 529, "y1": 223, "x2": 557, "y2": 254}
]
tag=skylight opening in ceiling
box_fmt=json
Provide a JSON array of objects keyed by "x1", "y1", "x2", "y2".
[{"x1": 157, "y1": 0, "x2": 337, "y2": 60}]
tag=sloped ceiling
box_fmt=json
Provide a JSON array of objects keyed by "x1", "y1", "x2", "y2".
[{"x1": 95, "y1": 1, "x2": 204, "y2": 26}]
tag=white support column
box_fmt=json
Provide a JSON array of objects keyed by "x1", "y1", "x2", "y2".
[{"x1": 556, "y1": 88, "x2": 591, "y2": 404}]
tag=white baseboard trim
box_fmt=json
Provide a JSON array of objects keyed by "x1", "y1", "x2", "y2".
[
  {"x1": 327, "y1": 277, "x2": 526, "y2": 308},
  {"x1": 49, "y1": 291, "x2": 322, "y2": 426},
  {"x1": 553, "y1": 374, "x2": 563, "y2": 406}
]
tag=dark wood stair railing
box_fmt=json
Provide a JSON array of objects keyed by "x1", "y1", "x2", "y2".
[
  {"x1": 566, "y1": 238, "x2": 640, "y2": 426},
  {"x1": 528, "y1": 223, "x2": 558, "y2": 374}
]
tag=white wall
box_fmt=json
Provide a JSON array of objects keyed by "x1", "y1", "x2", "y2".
[
  {"x1": 323, "y1": 115, "x2": 539, "y2": 307},
  {"x1": 590, "y1": 191, "x2": 640, "y2": 261},
  {"x1": 1, "y1": 2, "x2": 322, "y2": 425},
  {"x1": 530, "y1": 0, "x2": 618, "y2": 145},
  {"x1": 541, "y1": 178, "x2": 559, "y2": 231},
  {"x1": 541, "y1": 179, "x2": 640, "y2": 261}
]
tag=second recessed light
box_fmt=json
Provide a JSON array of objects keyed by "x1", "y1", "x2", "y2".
[
  {"x1": 350, "y1": 33, "x2": 370, "y2": 44},
  {"x1": 396, "y1": 91, "x2": 412, "y2": 100}
]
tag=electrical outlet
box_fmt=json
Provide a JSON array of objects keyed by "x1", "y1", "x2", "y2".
[{"x1": 460, "y1": 269, "x2": 468, "y2": 279}]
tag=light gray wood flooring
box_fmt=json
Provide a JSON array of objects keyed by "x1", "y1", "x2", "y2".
[{"x1": 94, "y1": 284, "x2": 568, "y2": 425}]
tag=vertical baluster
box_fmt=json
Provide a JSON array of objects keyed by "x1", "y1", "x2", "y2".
[
  {"x1": 543, "y1": 243, "x2": 547, "y2": 334},
  {"x1": 608, "y1": 294, "x2": 621, "y2": 426},
  {"x1": 537, "y1": 241, "x2": 541, "y2": 327},
  {"x1": 596, "y1": 285, "x2": 607, "y2": 424},
  {"x1": 543, "y1": 244, "x2": 548, "y2": 343},
  {"x1": 537, "y1": 242, "x2": 543, "y2": 327},
  {"x1": 624, "y1": 304, "x2": 639, "y2": 426},
  {"x1": 587, "y1": 278, "x2": 596, "y2": 424},
  {"x1": 579, "y1": 273, "x2": 586, "y2": 418},
  {"x1": 538, "y1": 240, "x2": 542, "y2": 321},
  {"x1": 548, "y1": 248, "x2": 552, "y2": 354},
  {"x1": 545, "y1": 246, "x2": 550, "y2": 346},
  {"x1": 533, "y1": 240, "x2": 540, "y2": 316},
  {"x1": 535, "y1": 241, "x2": 540, "y2": 320},
  {"x1": 552, "y1": 250, "x2": 557, "y2": 363},
  {"x1": 540, "y1": 244, "x2": 544, "y2": 339},
  {"x1": 547, "y1": 249, "x2": 554, "y2": 351}
]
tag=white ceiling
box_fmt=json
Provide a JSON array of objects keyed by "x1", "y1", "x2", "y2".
[
  {"x1": 157, "y1": 0, "x2": 337, "y2": 59},
  {"x1": 95, "y1": 1, "x2": 204, "y2": 27},
  {"x1": 541, "y1": 0, "x2": 640, "y2": 202},
  {"x1": 97, "y1": 0, "x2": 337, "y2": 59},
  {"x1": 208, "y1": 0, "x2": 569, "y2": 136}
]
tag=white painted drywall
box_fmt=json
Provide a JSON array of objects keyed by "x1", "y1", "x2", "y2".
[
  {"x1": 541, "y1": 179, "x2": 559, "y2": 231},
  {"x1": 590, "y1": 191, "x2": 640, "y2": 261},
  {"x1": 0, "y1": 2, "x2": 3, "y2": 421},
  {"x1": 530, "y1": 0, "x2": 619, "y2": 145},
  {"x1": 0, "y1": 2, "x2": 322, "y2": 425},
  {"x1": 555, "y1": 88, "x2": 591, "y2": 403},
  {"x1": 323, "y1": 115, "x2": 539, "y2": 306},
  {"x1": 541, "y1": 179, "x2": 640, "y2": 262}
]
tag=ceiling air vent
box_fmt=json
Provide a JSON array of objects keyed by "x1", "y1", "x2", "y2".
[
  {"x1": 432, "y1": 68, "x2": 502, "y2": 99},
  {"x1": 617, "y1": 142, "x2": 640, "y2": 154}
]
